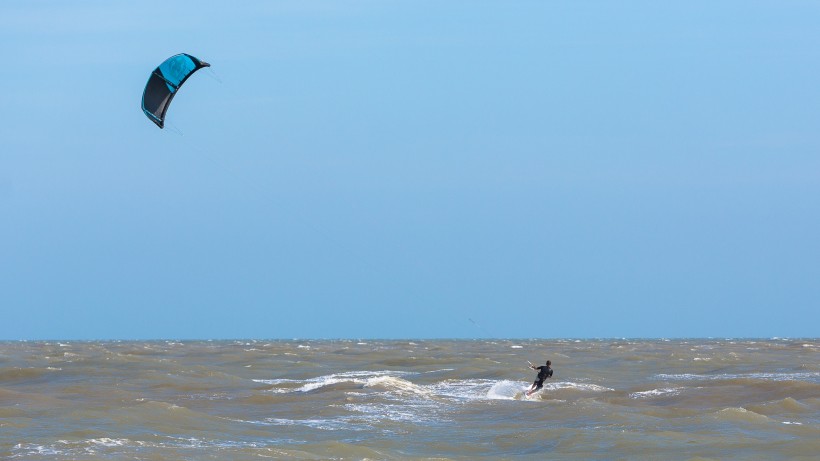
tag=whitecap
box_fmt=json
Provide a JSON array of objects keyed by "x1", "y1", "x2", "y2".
[
  {"x1": 543, "y1": 382, "x2": 614, "y2": 392},
  {"x1": 88, "y1": 438, "x2": 130, "y2": 447},
  {"x1": 656, "y1": 372, "x2": 820, "y2": 383},
  {"x1": 256, "y1": 370, "x2": 419, "y2": 393},
  {"x1": 364, "y1": 376, "x2": 431, "y2": 396},
  {"x1": 13, "y1": 443, "x2": 64, "y2": 456},
  {"x1": 629, "y1": 388, "x2": 682, "y2": 399},
  {"x1": 261, "y1": 417, "x2": 368, "y2": 431}
]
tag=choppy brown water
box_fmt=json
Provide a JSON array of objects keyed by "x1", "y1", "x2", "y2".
[{"x1": 1, "y1": 339, "x2": 819, "y2": 460}]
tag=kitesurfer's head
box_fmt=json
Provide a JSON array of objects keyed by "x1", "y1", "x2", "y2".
[{"x1": 546, "y1": 360, "x2": 551, "y2": 366}]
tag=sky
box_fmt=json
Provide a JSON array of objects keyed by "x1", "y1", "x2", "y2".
[{"x1": 1, "y1": 1, "x2": 819, "y2": 340}]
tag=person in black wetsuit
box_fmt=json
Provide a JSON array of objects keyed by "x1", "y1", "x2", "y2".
[{"x1": 526, "y1": 360, "x2": 553, "y2": 396}]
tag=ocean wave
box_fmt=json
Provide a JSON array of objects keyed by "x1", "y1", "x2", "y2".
[
  {"x1": 543, "y1": 382, "x2": 614, "y2": 393},
  {"x1": 629, "y1": 387, "x2": 683, "y2": 399},
  {"x1": 485, "y1": 380, "x2": 614, "y2": 401},
  {"x1": 256, "y1": 372, "x2": 612, "y2": 404},
  {"x1": 236, "y1": 402, "x2": 444, "y2": 432},
  {"x1": 253, "y1": 370, "x2": 419, "y2": 394},
  {"x1": 0, "y1": 367, "x2": 55, "y2": 383},
  {"x1": 255, "y1": 417, "x2": 371, "y2": 431},
  {"x1": 746, "y1": 397, "x2": 812, "y2": 415},
  {"x1": 713, "y1": 407, "x2": 771, "y2": 424},
  {"x1": 345, "y1": 402, "x2": 445, "y2": 425},
  {"x1": 453, "y1": 379, "x2": 615, "y2": 401},
  {"x1": 486, "y1": 380, "x2": 525, "y2": 400},
  {"x1": 11, "y1": 436, "x2": 284, "y2": 458},
  {"x1": 252, "y1": 377, "x2": 304, "y2": 385},
  {"x1": 656, "y1": 372, "x2": 820, "y2": 383},
  {"x1": 363, "y1": 376, "x2": 432, "y2": 396},
  {"x1": 6, "y1": 340, "x2": 819, "y2": 460}
]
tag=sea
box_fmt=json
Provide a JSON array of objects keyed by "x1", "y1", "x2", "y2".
[{"x1": 1, "y1": 339, "x2": 819, "y2": 460}]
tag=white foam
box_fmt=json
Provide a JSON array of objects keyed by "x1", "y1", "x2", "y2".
[
  {"x1": 345, "y1": 402, "x2": 443, "y2": 425},
  {"x1": 542, "y1": 382, "x2": 614, "y2": 392},
  {"x1": 13, "y1": 443, "x2": 64, "y2": 456},
  {"x1": 253, "y1": 378, "x2": 303, "y2": 384},
  {"x1": 486, "y1": 380, "x2": 526, "y2": 400},
  {"x1": 88, "y1": 438, "x2": 129, "y2": 447},
  {"x1": 656, "y1": 372, "x2": 820, "y2": 383},
  {"x1": 261, "y1": 417, "x2": 368, "y2": 431},
  {"x1": 256, "y1": 370, "x2": 419, "y2": 393},
  {"x1": 629, "y1": 388, "x2": 683, "y2": 399},
  {"x1": 364, "y1": 376, "x2": 431, "y2": 396}
]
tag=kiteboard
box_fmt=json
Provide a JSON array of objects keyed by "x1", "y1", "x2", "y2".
[{"x1": 517, "y1": 388, "x2": 540, "y2": 399}]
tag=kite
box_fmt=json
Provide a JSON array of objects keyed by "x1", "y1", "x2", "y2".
[{"x1": 141, "y1": 53, "x2": 210, "y2": 128}]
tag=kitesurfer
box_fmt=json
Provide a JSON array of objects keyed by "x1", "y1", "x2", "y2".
[{"x1": 526, "y1": 360, "x2": 553, "y2": 396}]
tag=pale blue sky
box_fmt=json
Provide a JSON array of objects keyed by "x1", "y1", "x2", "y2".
[{"x1": 2, "y1": 1, "x2": 818, "y2": 339}]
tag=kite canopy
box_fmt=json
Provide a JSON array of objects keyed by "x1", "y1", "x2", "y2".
[{"x1": 142, "y1": 53, "x2": 210, "y2": 128}]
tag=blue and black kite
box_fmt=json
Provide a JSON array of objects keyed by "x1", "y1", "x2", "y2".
[{"x1": 141, "y1": 53, "x2": 209, "y2": 128}]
